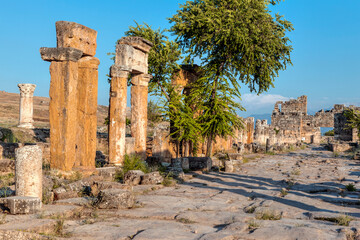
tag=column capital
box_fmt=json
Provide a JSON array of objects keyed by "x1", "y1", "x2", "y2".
[
  {"x1": 131, "y1": 74, "x2": 152, "y2": 87},
  {"x1": 18, "y1": 84, "x2": 36, "y2": 97},
  {"x1": 40, "y1": 47, "x2": 83, "y2": 62},
  {"x1": 110, "y1": 65, "x2": 131, "y2": 78}
]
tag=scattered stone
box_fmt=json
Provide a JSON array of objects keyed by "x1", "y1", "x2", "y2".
[
  {"x1": 141, "y1": 172, "x2": 163, "y2": 185},
  {"x1": 95, "y1": 189, "x2": 135, "y2": 209},
  {"x1": 124, "y1": 170, "x2": 145, "y2": 186}
]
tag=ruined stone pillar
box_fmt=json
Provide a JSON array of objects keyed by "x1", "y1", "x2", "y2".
[
  {"x1": 40, "y1": 21, "x2": 98, "y2": 172},
  {"x1": 41, "y1": 47, "x2": 82, "y2": 171},
  {"x1": 108, "y1": 37, "x2": 152, "y2": 165},
  {"x1": 17, "y1": 84, "x2": 36, "y2": 129},
  {"x1": 131, "y1": 74, "x2": 152, "y2": 159},
  {"x1": 108, "y1": 66, "x2": 131, "y2": 165},
  {"x1": 75, "y1": 56, "x2": 100, "y2": 170},
  {"x1": 15, "y1": 145, "x2": 42, "y2": 200}
]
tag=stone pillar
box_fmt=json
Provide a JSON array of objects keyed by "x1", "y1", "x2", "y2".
[
  {"x1": 75, "y1": 56, "x2": 100, "y2": 170},
  {"x1": 40, "y1": 21, "x2": 98, "y2": 172},
  {"x1": 108, "y1": 37, "x2": 152, "y2": 165},
  {"x1": 108, "y1": 66, "x2": 131, "y2": 165},
  {"x1": 17, "y1": 84, "x2": 36, "y2": 129},
  {"x1": 131, "y1": 74, "x2": 152, "y2": 159},
  {"x1": 15, "y1": 145, "x2": 42, "y2": 200}
]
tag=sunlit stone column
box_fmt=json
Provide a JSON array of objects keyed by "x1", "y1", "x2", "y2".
[
  {"x1": 108, "y1": 65, "x2": 131, "y2": 165},
  {"x1": 131, "y1": 74, "x2": 152, "y2": 159},
  {"x1": 17, "y1": 84, "x2": 36, "y2": 129},
  {"x1": 15, "y1": 145, "x2": 43, "y2": 201}
]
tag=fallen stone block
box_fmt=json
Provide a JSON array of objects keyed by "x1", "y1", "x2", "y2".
[
  {"x1": 40, "y1": 47, "x2": 83, "y2": 62},
  {"x1": 141, "y1": 172, "x2": 163, "y2": 185},
  {"x1": 0, "y1": 159, "x2": 15, "y2": 173},
  {"x1": 95, "y1": 189, "x2": 134, "y2": 209},
  {"x1": 124, "y1": 170, "x2": 144, "y2": 186},
  {"x1": 97, "y1": 167, "x2": 117, "y2": 180},
  {"x1": 188, "y1": 157, "x2": 212, "y2": 171},
  {"x1": 0, "y1": 196, "x2": 41, "y2": 214}
]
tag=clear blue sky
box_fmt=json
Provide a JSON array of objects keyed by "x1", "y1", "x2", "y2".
[{"x1": 0, "y1": 0, "x2": 359, "y2": 117}]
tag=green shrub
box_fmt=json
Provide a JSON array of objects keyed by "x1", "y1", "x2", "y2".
[
  {"x1": 123, "y1": 154, "x2": 149, "y2": 174},
  {"x1": 345, "y1": 183, "x2": 356, "y2": 192}
]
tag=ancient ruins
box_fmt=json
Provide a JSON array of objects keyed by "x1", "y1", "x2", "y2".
[
  {"x1": 0, "y1": 20, "x2": 359, "y2": 240},
  {"x1": 17, "y1": 84, "x2": 36, "y2": 129},
  {"x1": 108, "y1": 37, "x2": 153, "y2": 165},
  {"x1": 40, "y1": 21, "x2": 99, "y2": 172}
]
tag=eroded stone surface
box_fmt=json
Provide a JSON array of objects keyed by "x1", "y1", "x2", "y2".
[
  {"x1": 0, "y1": 196, "x2": 41, "y2": 214},
  {"x1": 17, "y1": 84, "x2": 36, "y2": 129},
  {"x1": 15, "y1": 145, "x2": 42, "y2": 200}
]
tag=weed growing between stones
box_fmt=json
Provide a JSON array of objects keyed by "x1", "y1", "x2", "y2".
[
  {"x1": 280, "y1": 188, "x2": 288, "y2": 197},
  {"x1": 333, "y1": 152, "x2": 339, "y2": 158},
  {"x1": 336, "y1": 214, "x2": 353, "y2": 226},
  {"x1": 0, "y1": 214, "x2": 6, "y2": 224},
  {"x1": 176, "y1": 218, "x2": 196, "y2": 224},
  {"x1": 255, "y1": 209, "x2": 282, "y2": 220},
  {"x1": 162, "y1": 174, "x2": 176, "y2": 187},
  {"x1": 345, "y1": 183, "x2": 357, "y2": 192},
  {"x1": 247, "y1": 219, "x2": 260, "y2": 231},
  {"x1": 291, "y1": 168, "x2": 301, "y2": 176},
  {"x1": 244, "y1": 205, "x2": 257, "y2": 214},
  {"x1": 123, "y1": 154, "x2": 149, "y2": 174}
]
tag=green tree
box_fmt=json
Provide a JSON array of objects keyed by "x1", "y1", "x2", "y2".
[
  {"x1": 344, "y1": 108, "x2": 360, "y2": 139},
  {"x1": 123, "y1": 22, "x2": 202, "y2": 156},
  {"x1": 169, "y1": 0, "x2": 293, "y2": 156}
]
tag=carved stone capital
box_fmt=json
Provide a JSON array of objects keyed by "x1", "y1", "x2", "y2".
[
  {"x1": 40, "y1": 47, "x2": 83, "y2": 62},
  {"x1": 118, "y1": 36, "x2": 153, "y2": 53},
  {"x1": 110, "y1": 65, "x2": 131, "y2": 78},
  {"x1": 18, "y1": 84, "x2": 36, "y2": 98},
  {"x1": 131, "y1": 74, "x2": 152, "y2": 87}
]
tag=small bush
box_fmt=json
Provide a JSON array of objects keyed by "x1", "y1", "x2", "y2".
[
  {"x1": 291, "y1": 168, "x2": 301, "y2": 176},
  {"x1": 123, "y1": 154, "x2": 149, "y2": 174},
  {"x1": 336, "y1": 214, "x2": 353, "y2": 226},
  {"x1": 162, "y1": 175, "x2": 176, "y2": 187},
  {"x1": 248, "y1": 219, "x2": 260, "y2": 230},
  {"x1": 280, "y1": 189, "x2": 288, "y2": 197},
  {"x1": 345, "y1": 183, "x2": 356, "y2": 192},
  {"x1": 114, "y1": 168, "x2": 124, "y2": 182},
  {"x1": 256, "y1": 209, "x2": 281, "y2": 220}
]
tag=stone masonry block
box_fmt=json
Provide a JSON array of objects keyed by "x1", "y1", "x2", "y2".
[
  {"x1": 188, "y1": 157, "x2": 212, "y2": 171},
  {"x1": 118, "y1": 36, "x2": 153, "y2": 53},
  {"x1": 0, "y1": 196, "x2": 41, "y2": 214},
  {"x1": 56, "y1": 21, "x2": 97, "y2": 56},
  {"x1": 115, "y1": 44, "x2": 148, "y2": 74},
  {"x1": 40, "y1": 47, "x2": 83, "y2": 62}
]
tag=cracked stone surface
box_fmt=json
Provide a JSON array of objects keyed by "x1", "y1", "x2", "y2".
[{"x1": 1, "y1": 146, "x2": 359, "y2": 239}]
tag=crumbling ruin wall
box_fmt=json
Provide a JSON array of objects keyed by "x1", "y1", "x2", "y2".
[
  {"x1": 334, "y1": 105, "x2": 360, "y2": 142},
  {"x1": 254, "y1": 119, "x2": 270, "y2": 145}
]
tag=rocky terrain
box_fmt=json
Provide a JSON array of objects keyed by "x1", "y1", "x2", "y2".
[{"x1": 0, "y1": 146, "x2": 359, "y2": 239}]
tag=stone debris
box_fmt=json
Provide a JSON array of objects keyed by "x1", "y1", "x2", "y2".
[
  {"x1": 124, "y1": 170, "x2": 145, "y2": 186},
  {"x1": 95, "y1": 189, "x2": 135, "y2": 209},
  {"x1": 0, "y1": 196, "x2": 41, "y2": 214},
  {"x1": 141, "y1": 171, "x2": 163, "y2": 185}
]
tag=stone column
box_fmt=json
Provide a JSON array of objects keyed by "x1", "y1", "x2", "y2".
[
  {"x1": 41, "y1": 47, "x2": 83, "y2": 171},
  {"x1": 131, "y1": 74, "x2": 152, "y2": 159},
  {"x1": 40, "y1": 21, "x2": 98, "y2": 172},
  {"x1": 15, "y1": 145, "x2": 42, "y2": 200},
  {"x1": 17, "y1": 84, "x2": 36, "y2": 129},
  {"x1": 108, "y1": 65, "x2": 131, "y2": 165},
  {"x1": 75, "y1": 56, "x2": 100, "y2": 170}
]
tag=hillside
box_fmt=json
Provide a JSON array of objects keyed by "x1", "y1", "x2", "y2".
[{"x1": 0, "y1": 91, "x2": 109, "y2": 128}]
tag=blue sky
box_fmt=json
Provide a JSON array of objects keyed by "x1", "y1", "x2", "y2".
[{"x1": 0, "y1": 0, "x2": 359, "y2": 117}]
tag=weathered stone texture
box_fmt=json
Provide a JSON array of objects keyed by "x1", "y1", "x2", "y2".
[
  {"x1": 15, "y1": 145, "x2": 42, "y2": 200},
  {"x1": 17, "y1": 84, "x2": 36, "y2": 129},
  {"x1": 40, "y1": 47, "x2": 83, "y2": 62},
  {"x1": 75, "y1": 56, "x2": 100, "y2": 170},
  {"x1": 96, "y1": 189, "x2": 135, "y2": 209},
  {"x1": 56, "y1": 21, "x2": 97, "y2": 56},
  {"x1": 49, "y1": 61, "x2": 79, "y2": 171},
  {"x1": 131, "y1": 74, "x2": 151, "y2": 159},
  {"x1": 108, "y1": 73, "x2": 130, "y2": 165},
  {"x1": 0, "y1": 196, "x2": 41, "y2": 214}
]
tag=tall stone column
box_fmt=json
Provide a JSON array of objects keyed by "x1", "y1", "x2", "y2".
[
  {"x1": 108, "y1": 66, "x2": 131, "y2": 165},
  {"x1": 40, "y1": 21, "x2": 98, "y2": 172},
  {"x1": 41, "y1": 47, "x2": 82, "y2": 171},
  {"x1": 131, "y1": 74, "x2": 152, "y2": 159},
  {"x1": 17, "y1": 84, "x2": 36, "y2": 129},
  {"x1": 75, "y1": 56, "x2": 100, "y2": 170},
  {"x1": 15, "y1": 145, "x2": 43, "y2": 200}
]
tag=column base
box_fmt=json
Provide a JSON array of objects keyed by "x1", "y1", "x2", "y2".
[{"x1": 17, "y1": 123, "x2": 34, "y2": 129}]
